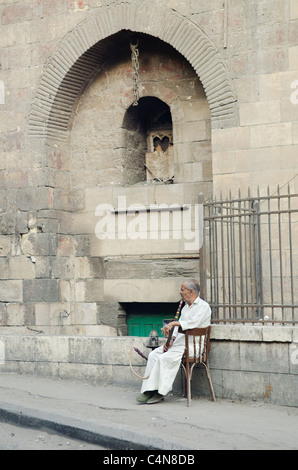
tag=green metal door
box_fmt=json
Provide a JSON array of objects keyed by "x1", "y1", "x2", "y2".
[
  {"x1": 127, "y1": 314, "x2": 166, "y2": 337},
  {"x1": 123, "y1": 302, "x2": 178, "y2": 337}
]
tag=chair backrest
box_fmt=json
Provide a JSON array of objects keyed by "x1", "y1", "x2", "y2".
[{"x1": 183, "y1": 325, "x2": 212, "y2": 364}]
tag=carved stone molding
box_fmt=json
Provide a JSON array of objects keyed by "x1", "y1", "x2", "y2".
[{"x1": 28, "y1": 1, "x2": 238, "y2": 141}]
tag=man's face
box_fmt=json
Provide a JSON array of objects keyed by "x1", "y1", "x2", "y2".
[{"x1": 180, "y1": 283, "x2": 192, "y2": 304}]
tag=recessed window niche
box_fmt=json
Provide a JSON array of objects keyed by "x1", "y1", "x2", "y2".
[{"x1": 122, "y1": 96, "x2": 173, "y2": 185}]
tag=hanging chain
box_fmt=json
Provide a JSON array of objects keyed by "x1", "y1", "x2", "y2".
[{"x1": 130, "y1": 38, "x2": 140, "y2": 106}]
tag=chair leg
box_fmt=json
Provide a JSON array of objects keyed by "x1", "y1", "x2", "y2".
[
  {"x1": 182, "y1": 362, "x2": 215, "y2": 406},
  {"x1": 185, "y1": 367, "x2": 191, "y2": 407},
  {"x1": 205, "y1": 363, "x2": 216, "y2": 402},
  {"x1": 180, "y1": 366, "x2": 184, "y2": 397}
]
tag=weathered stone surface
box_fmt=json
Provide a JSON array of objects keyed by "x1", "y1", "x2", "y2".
[
  {"x1": 0, "y1": 329, "x2": 297, "y2": 405},
  {"x1": 105, "y1": 258, "x2": 199, "y2": 279},
  {"x1": 0, "y1": 0, "x2": 297, "y2": 343},
  {"x1": 23, "y1": 280, "x2": 59, "y2": 303},
  {"x1": 21, "y1": 232, "x2": 57, "y2": 257},
  {"x1": 0, "y1": 280, "x2": 22, "y2": 302}
]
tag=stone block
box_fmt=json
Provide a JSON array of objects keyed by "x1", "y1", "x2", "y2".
[
  {"x1": 74, "y1": 235, "x2": 91, "y2": 257},
  {"x1": 174, "y1": 121, "x2": 208, "y2": 144},
  {"x1": 250, "y1": 123, "x2": 292, "y2": 148},
  {"x1": 72, "y1": 212, "x2": 95, "y2": 235},
  {"x1": 211, "y1": 324, "x2": 263, "y2": 342},
  {"x1": 262, "y1": 326, "x2": 293, "y2": 342},
  {"x1": 68, "y1": 337, "x2": 103, "y2": 364},
  {"x1": 234, "y1": 76, "x2": 259, "y2": 103},
  {"x1": 103, "y1": 278, "x2": 183, "y2": 303},
  {"x1": 16, "y1": 211, "x2": 28, "y2": 235},
  {"x1": 258, "y1": 72, "x2": 283, "y2": 101},
  {"x1": 6, "y1": 303, "x2": 34, "y2": 326},
  {"x1": 0, "y1": 303, "x2": 7, "y2": 325},
  {"x1": 96, "y1": 301, "x2": 125, "y2": 328},
  {"x1": 35, "y1": 256, "x2": 74, "y2": 280},
  {"x1": 281, "y1": 97, "x2": 298, "y2": 122},
  {"x1": 209, "y1": 340, "x2": 240, "y2": 371},
  {"x1": 1, "y1": 4, "x2": 32, "y2": 25},
  {"x1": 84, "y1": 279, "x2": 104, "y2": 302},
  {"x1": 0, "y1": 191, "x2": 7, "y2": 213},
  {"x1": 220, "y1": 370, "x2": 269, "y2": 401},
  {"x1": 265, "y1": 372, "x2": 298, "y2": 406},
  {"x1": 85, "y1": 187, "x2": 114, "y2": 212},
  {"x1": 23, "y1": 279, "x2": 59, "y2": 302},
  {"x1": 105, "y1": 257, "x2": 199, "y2": 280},
  {"x1": 87, "y1": 257, "x2": 104, "y2": 277},
  {"x1": 75, "y1": 279, "x2": 104, "y2": 302},
  {"x1": 74, "y1": 257, "x2": 92, "y2": 279},
  {"x1": 5, "y1": 336, "x2": 36, "y2": 362},
  {"x1": 59, "y1": 280, "x2": 71, "y2": 302},
  {"x1": 8, "y1": 256, "x2": 35, "y2": 279},
  {"x1": 2, "y1": 170, "x2": 28, "y2": 189},
  {"x1": 21, "y1": 232, "x2": 57, "y2": 257},
  {"x1": 174, "y1": 162, "x2": 203, "y2": 183},
  {"x1": 239, "y1": 342, "x2": 289, "y2": 374},
  {"x1": 36, "y1": 217, "x2": 59, "y2": 234},
  {"x1": 102, "y1": 336, "x2": 140, "y2": 366},
  {"x1": 111, "y1": 364, "x2": 141, "y2": 388},
  {"x1": 0, "y1": 212, "x2": 16, "y2": 234},
  {"x1": 0, "y1": 280, "x2": 22, "y2": 301},
  {"x1": 57, "y1": 235, "x2": 75, "y2": 256},
  {"x1": 35, "y1": 336, "x2": 69, "y2": 363},
  {"x1": 147, "y1": 183, "x2": 184, "y2": 205},
  {"x1": 16, "y1": 188, "x2": 52, "y2": 211},
  {"x1": 290, "y1": 347, "x2": 298, "y2": 378},
  {"x1": 85, "y1": 325, "x2": 117, "y2": 336},
  {"x1": 239, "y1": 101, "x2": 281, "y2": 126},
  {"x1": 0, "y1": 258, "x2": 8, "y2": 279},
  {"x1": 257, "y1": 48, "x2": 288, "y2": 75},
  {"x1": 289, "y1": 45, "x2": 298, "y2": 70},
  {"x1": 290, "y1": 0, "x2": 298, "y2": 19},
  {"x1": 181, "y1": 100, "x2": 211, "y2": 122},
  {"x1": 35, "y1": 302, "x2": 71, "y2": 326},
  {"x1": 212, "y1": 127, "x2": 250, "y2": 152},
  {"x1": 73, "y1": 302, "x2": 97, "y2": 325}
]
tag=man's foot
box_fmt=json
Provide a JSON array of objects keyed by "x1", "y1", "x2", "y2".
[
  {"x1": 146, "y1": 392, "x2": 164, "y2": 404},
  {"x1": 136, "y1": 391, "x2": 154, "y2": 403}
]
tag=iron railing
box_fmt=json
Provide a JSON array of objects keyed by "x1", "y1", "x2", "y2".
[{"x1": 201, "y1": 186, "x2": 298, "y2": 325}]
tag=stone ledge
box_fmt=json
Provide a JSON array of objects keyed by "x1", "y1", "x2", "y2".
[
  {"x1": 211, "y1": 324, "x2": 297, "y2": 343},
  {"x1": 0, "y1": 324, "x2": 296, "y2": 342}
]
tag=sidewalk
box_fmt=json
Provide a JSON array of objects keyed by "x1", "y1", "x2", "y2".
[{"x1": 0, "y1": 373, "x2": 297, "y2": 450}]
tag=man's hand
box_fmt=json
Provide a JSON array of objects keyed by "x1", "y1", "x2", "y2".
[
  {"x1": 161, "y1": 321, "x2": 177, "y2": 338},
  {"x1": 161, "y1": 323, "x2": 171, "y2": 338},
  {"x1": 163, "y1": 339, "x2": 174, "y2": 352}
]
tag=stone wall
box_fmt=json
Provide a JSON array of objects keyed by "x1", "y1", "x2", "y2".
[
  {"x1": 0, "y1": 0, "x2": 298, "y2": 335},
  {"x1": 0, "y1": 325, "x2": 297, "y2": 407}
]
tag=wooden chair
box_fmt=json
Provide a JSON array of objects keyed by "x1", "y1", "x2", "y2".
[{"x1": 180, "y1": 325, "x2": 216, "y2": 407}]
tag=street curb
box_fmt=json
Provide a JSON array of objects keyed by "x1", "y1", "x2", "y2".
[{"x1": 0, "y1": 401, "x2": 189, "y2": 450}]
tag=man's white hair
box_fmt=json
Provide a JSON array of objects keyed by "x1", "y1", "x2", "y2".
[{"x1": 184, "y1": 279, "x2": 200, "y2": 295}]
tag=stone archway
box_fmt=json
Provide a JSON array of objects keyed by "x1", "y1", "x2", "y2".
[
  {"x1": 28, "y1": 1, "x2": 238, "y2": 142},
  {"x1": 24, "y1": 2, "x2": 239, "y2": 336}
]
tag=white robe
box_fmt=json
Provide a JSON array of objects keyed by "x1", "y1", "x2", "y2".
[{"x1": 140, "y1": 296, "x2": 211, "y2": 396}]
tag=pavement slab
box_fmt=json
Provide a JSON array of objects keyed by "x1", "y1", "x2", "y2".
[{"x1": 0, "y1": 373, "x2": 297, "y2": 450}]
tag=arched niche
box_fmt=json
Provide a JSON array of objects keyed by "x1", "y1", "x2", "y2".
[
  {"x1": 122, "y1": 97, "x2": 173, "y2": 185},
  {"x1": 69, "y1": 31, "x2": 212, "y2": 192},
  {"x1": 28, "y1": 2, "x2": 238, "y2": 142}
]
